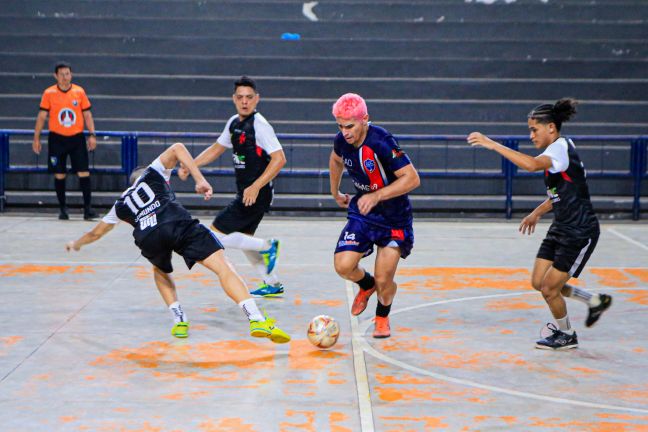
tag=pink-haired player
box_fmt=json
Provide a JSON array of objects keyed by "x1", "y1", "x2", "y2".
[{"x1": 329, "y1": 93, "x2": 420, "y2": 338}]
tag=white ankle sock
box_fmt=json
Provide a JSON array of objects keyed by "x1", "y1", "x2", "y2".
[
  {"x1": 243, "y1": 250, "x2": 281, "y2": 285},
  {"x1": 556, "y1": 315, "x2": 574, "y2": 334},
  {"x1": 168, "y1": 301, "x2": 187, "y2": 323},
  {"x1": 238, "y1": 298, "x2": 265, "y2": 322}
]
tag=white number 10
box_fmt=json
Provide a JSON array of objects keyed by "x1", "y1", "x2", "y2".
[{"x1": 124, "y1": 182, "x2": 155, "y2": 214}]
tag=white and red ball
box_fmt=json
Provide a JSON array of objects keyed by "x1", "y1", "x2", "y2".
[{"x1": 307, "y1": 315, "x2": 340, "y2": 349}]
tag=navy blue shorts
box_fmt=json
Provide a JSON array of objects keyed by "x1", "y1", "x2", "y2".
[{"x1": 334, "y1": 217, "x2": 414, "y2": 259}]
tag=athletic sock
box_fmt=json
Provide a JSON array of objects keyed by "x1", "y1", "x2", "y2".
[
  {"x1": 355, "y1": 271, "x2": 375, "y2": 291},
  {"x1": 556, "y1": 315, "x2": 574, "y2": 334},
  {"x1": 168, "y1": 301, "x2": 187, "y2": 323},
  {"x1": 79, "y1": 176, "x2": 92, "y2": 210},
  {"x1": 563, "y1": 283, "x2": 594, "y2": 305},
  {"x1": 243, "y1": 250, "x2": 281, "y2": 285},
  {"x1": 239, "y1": 298, "x2": 265, "y2": 322},
  {"x1": 54, "y1": 178, "x2": 66, "y2": 209},
  {"x1": 376, "y1": 300, "x2": 391, "y2": 318},
  {"x1": 214, "y1": 231, "x2": 266, "y2": 251}
]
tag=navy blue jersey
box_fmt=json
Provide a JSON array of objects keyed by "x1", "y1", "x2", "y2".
[{"x1": 334, "y1": 125, "x2": 413, "y2": 228}]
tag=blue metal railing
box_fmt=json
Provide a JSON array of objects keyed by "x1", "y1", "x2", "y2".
[{"x1": 0, "y1": 129, "x2": 646, "y2": 219}]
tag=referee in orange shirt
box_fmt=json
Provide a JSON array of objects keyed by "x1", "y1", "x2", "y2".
[{"x1": 33, "y1": 61, "x2": 98, "y2": 220}]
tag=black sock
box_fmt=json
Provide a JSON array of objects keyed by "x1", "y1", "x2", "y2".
[
  {"x1": 79, "y1": 176, "x2": 92, "y2": 210},
  {"x1": 355, "y1": 271, "x2": 375, "y2": 291},
  {"x1": 54, "y1": 178, "x2": 66, "y2": 209},
  {"x1": 376, "y1": 300, "x2": 391, "y2": 318}
]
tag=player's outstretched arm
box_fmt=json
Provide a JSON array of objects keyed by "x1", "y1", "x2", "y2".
[
  {"x1": 467, "y1": 132, "x2": 552, "y2": 172},
  {"x1": 178, "y1": 142, "x2": 227, "y2": 181},
  {"x1": 159, "y1": 142, "x2": 213, "y2": 200},
  {"x1": 66, "y1": 221, "x2": 115, "y2": 251}
]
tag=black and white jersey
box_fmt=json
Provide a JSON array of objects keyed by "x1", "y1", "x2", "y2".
[
  {"x1": 103, "y1": 158, "x2": 193, "y2": 243},
  {"x1": 217, "y1": 112, "x2": 282, "y2": 192},
  {"x1": 541, "y1": 137, "x2": 599, "y2": 238}
]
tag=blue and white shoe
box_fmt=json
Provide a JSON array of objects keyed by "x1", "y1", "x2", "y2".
[
  {"x1": 250, "y1": 282, "x2": 284, "y2": 298},
  {"x1": 259, "y1": 239, "x2": 280, "y2": 274}
]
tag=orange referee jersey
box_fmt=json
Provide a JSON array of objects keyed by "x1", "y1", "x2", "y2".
[{"x1": 39, "y1": 84, "x2": 92, "y2": 136}]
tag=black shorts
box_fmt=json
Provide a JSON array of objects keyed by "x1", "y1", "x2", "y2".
[
  {"x1": 47, "y1": 132, "x2": 89, "y2": 174},
  {"x1": 537, "y1": 231, "x2": 599, "y2": 278},
  {"x1": 136, "y1": 219, "x2": 223, "y2": 273},
  {"x1": 212, "y1": 186, "x2": 273, "y2": 235}
]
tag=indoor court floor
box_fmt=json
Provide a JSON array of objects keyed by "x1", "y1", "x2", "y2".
[{"x1": 1, "y1": 215, "x2": 647, "y2": 431}]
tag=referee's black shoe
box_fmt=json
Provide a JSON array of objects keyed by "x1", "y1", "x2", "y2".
[
  {"x1": 83, "y1": 208, "x2": 98, "y2": 220},
  {"x1": 58, "y1": 208, "x2": 69, "y2": 220},
  {"x1": 535, "y1": 324, "x2": 578, "y2": 350},
  {"x1": 586, "y1": 294, "x2": 612, "y2": 327}
]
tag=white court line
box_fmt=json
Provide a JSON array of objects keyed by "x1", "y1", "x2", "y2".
[
  {"x1": 607, "y1": 227, "x2": 648, "y2": 252},
  {"x1": 357, "y1": 291, "x2": 648, "y2": 415},
  {"x1": 345, "y1": 280, "x2": 375, "y2": 432}
]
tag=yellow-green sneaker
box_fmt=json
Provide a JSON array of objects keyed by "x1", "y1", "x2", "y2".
[
  {"x1": 249, "y1": 316, "x2": 290, "y2": 344},
  {"x1": 171, "y1": 321, "x2": 189, "y2": 338}
]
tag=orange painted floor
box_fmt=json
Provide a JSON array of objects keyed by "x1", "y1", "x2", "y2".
[{"x1": 1, "y1": 216, "x2": 647, "y2": 431}]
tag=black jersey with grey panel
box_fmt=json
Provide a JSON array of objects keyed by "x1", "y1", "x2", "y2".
[
  {"x1": 112, "y1": 164, "x2": 193, "y2": 244},
  {"x1": 543, "y1": 138, "x2": 599, "y2": 238}
]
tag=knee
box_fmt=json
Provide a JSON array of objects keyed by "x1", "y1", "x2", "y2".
[
  {"x1": 540, "y1": 283, "x2": 559, "y2": 301},
  {"x1": 374, "y1": 273, "x2": 391, "y2": 289},
  {"x1": 531, "y1": 278, "x2": 542, "y2": 291},
  {"x1": 334, "y1": 261, "x2": 355, "y2": 279}
]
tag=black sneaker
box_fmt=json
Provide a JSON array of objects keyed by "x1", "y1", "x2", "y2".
[
  {"x1": 586, "y1": 294, "x2": 612, "y2": 327},
  {"x1": 535, "y1": 323, "x2": 578, "y2": 350},
  {"x1": 83, "y1": 209, "x2": 98, "y2": 220},
  {"x1": 58, "y1": 208, "x2": 69, "y2": 220}
]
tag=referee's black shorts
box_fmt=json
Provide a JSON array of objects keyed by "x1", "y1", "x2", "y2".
[
  {"x1": 537, "y1": 231, "x2": 599, "y2": 278},
  {"x1": 47, "y1": 132, "x2": 89, "y2": 174},
  {"x1": 136, "y1": 219, "x2": 223, "y2": 273},
  {"x1": 212, "y1": 185, "x2": 273, "y2": 235}
]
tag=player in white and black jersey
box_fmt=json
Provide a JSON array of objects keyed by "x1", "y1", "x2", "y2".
[
  {"x1": 64, "y1": 142, "x2": 290, "y2": 343},
  {"x1": 179, "y1": 77, "x2": 287, "y2": 298},
  {"x1": 468, "y1": 98, "x2": 612, "y2": 350}
]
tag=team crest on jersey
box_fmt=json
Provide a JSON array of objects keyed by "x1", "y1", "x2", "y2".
[
  {"x1": 58, "y1": 108, "x2": 76, "y2": 128},
  {"x1": 72, "y1": 100, "x2": 78, "y2": 106},
  {"x1": 546, "y1": 187, "x2": 561, "y2": 204},
  {"x1": 363, "y1": 159, "x2": 376, "y2": 172}
]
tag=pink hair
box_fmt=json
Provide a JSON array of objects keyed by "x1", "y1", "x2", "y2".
[{"x1": 332, "y1": 93, "x2": 368, "y2": 120}]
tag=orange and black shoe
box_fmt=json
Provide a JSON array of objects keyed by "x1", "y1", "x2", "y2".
[
  {"x1": 351, "y1": 286, "x2": 375, "y2": 316},
  {"x1": 372, "y1": 316, "x2": 391, "y2": 338}
]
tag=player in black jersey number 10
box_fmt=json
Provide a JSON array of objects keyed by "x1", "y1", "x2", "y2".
[{"x1": 64, "y1": 142, "x2": 290, "y2": 343}]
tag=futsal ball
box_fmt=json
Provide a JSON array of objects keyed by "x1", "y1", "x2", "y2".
[{"x1": 307, "y1": 315, "x2": 340, "y2": 349}]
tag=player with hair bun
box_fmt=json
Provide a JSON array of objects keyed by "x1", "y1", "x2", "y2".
[
  {"x1": 329, "y1": 93, "x2": 421, "y2": 338},
  {"x1": 468, "y1": 98, "x2": 612, "y2": 350}
]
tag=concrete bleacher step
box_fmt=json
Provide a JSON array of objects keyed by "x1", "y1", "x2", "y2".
[
  {"x1": 3, "y1": 34, "x2": 646, "y2": 60},
  {"x1": 3, "y1": 52, "x2": 646, "y2": 79},
  {"x1": 4, "y1": 0, "x2": 647, "y2": 22},
  {"x1": 4, "y1": 74, "x2": 646, "y2": 101},
  {"x1": 3, "y1": 95, "x2": 645, "y2": 126},
  {"x1": 2, "y1": 17, "x2": 646, "y2": 40}
]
